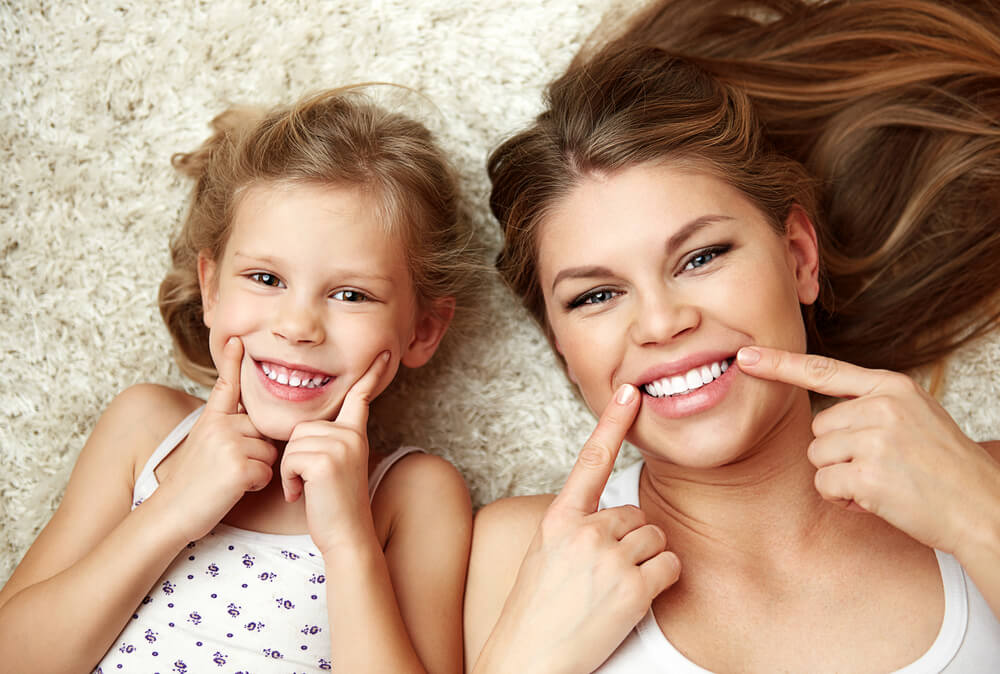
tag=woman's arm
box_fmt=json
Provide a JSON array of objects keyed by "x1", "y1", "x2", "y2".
[{"x1": 0, "y1": 384, "x2": 198, "y2": 672}]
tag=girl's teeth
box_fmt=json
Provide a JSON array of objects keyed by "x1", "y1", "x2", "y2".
[
  {"x1": 260, "y1": 362, "x2": 331, "y2": 388},
  {"x1": 643, "y1": 359, "x2": 732, "y2": 398}
]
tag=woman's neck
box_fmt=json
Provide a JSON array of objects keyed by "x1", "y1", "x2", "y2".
[{"x1": 636, "y1": 395, "x2": 843, "y2": 567}]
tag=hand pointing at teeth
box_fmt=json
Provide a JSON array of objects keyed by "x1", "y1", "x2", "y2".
[
  {"x1": 473, "y1": 384, "x2": 681, "y2": 674},
  {"x1": 280, "y1": 351, "x2": 391, "y2": 556},
  {"x1": 737, "y1": 346, "x2": 1000, "y2": 561},
  {"x1": 156, "y1": 337, "x2": 279, "y2": 543}
]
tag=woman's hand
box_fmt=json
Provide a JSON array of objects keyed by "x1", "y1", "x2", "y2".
[
  {"x1": 737, "y1": 346, "x2": 1000, "y2": 560},
  {"x1": 157, "y1": 337, "x2": 278, "y2": 542},
  {"x1": 280, "y1": 351, "x2": 390, "y2": 556},
  {"x1": 474, "y1": 384, "x2": 681, "y2": 674}
]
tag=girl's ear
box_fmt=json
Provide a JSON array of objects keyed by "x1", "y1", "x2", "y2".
[
  {"x1": 197, "y1": 251, "x2": 219, "y2": 328},
  {"x1": 400, "y1": 297, "x2": 456, "y2": 368},
  {"x1": 784, "y1": 205, "x2": 820, "y2": 305}
]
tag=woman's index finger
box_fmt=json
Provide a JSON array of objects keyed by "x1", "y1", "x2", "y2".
[
  {"x1": 736, "y1": 346, "x2": 884, "y2": 398},
  {"x1": 552, "y1": 384, "x2": 640, "y2": 515}
]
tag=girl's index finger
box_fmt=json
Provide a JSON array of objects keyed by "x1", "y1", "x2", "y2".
[
  {"x1": 736, "y1": 346, "x2": 884, "y2": 399},
  {"x1": 205, "y1": 337, "x2": 244, "y2": 416},
  {"x1": 335, "y1": 351, "x2": 391, "y2": 431}
]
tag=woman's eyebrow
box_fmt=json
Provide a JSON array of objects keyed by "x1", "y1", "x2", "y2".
[{"x1": 550, "y1": 214, "x2": 733, "y2": 292}]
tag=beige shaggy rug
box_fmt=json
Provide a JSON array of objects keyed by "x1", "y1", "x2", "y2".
[{"x1": 2, "y1": 0, "x2": 999, "y2": 586}]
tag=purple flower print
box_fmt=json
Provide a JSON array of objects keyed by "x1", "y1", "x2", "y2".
[
  {"x1": 245, "y1": 621, "x2": 266, "y2": 632},
  {"x1": 275, "y1": 597, "x2": 295, "y2": 610},
  {"x1": 173, "y1": 660, "x2": 188, "y2": 673},
  {"x1": 144, "y1": 629, "x2": 158, "y2": 643},
  {"x1": 319, "y1": 658, "x2": 332, "y2": 670},
  {"x1": 227, "y1": 603, "x2": 241, "y2": 617},
  {"x1": 241, "y1": 554, "x2": 255, "y2": 568},
  {"x1": 206, "y1": 563, "x2": 220, "y2": 577},
  {"x1": 118, "y1": 643, "x2": 135, "y2": 654},
  {"x1": 188, "y1": 611, "x2": 202, "y2": 625},
  {"x1": 161, "y1": 580, "x2": 175, "y2": 595},
  {"x1": 309, "y1": 573, "x2": 326, "y2": 584},
  {"x1": 301, "y1": 625, "x2": 322, "y2": 636},
  {"x1": 280, "y1": 550, "x2": 299, "y2": 560},
  {"x1": 258, "y1": 571, "x2": 277, "y2": 582},
  {"x1": 212, "y1": 651, "x2": 227, "y2": 666},
  {"x1": 263, "y1": 648, "x2": 284, "y2": 659}
]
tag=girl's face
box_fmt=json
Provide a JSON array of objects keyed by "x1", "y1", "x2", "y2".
[
  {"x1": 199, "y1": 181, "x2": 450, "y2": 441},
  {"x1": 537, "y1": 163, "x2": 819, "y2": 468}
]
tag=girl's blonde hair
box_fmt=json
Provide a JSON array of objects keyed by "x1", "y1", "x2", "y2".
[
  {"x1": 489, "y1": 0, "x2": 1000, "y2": 373},
  {"x1": 160, "y1": 87, "x2": 476, "y2": 385}
]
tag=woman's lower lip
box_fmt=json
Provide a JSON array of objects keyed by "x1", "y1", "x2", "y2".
[
  {"x1": 254, "y1": 361, "x2": 333, "y2": 402},
  {"x1": 640, "y1": 363, "x2": 736, "y2": 418}
]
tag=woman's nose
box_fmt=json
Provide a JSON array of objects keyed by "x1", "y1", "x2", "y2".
[
  {"x1": 272, "y1": 297, "x2": 325, "y2": 344},
  {"x1": 629, "y1": 289, "x2": 700, "y2": 345}
]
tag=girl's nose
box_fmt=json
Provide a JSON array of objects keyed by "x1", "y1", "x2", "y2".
[
  {"x1": 272, "y1": 298, "x2": 325, "y2": 344},
  {"x1": 629, "y1": 289, "x2": 700, "y2": 345}
]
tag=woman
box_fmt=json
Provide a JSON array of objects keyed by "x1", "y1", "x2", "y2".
[{"x1": 464, "y1": 1, "x2": 1000, "y2": 671}]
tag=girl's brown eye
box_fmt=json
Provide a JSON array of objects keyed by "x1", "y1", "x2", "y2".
[
  {"x1": 250, "y1": 272, "x2": 282, "y2": 287},
  {"x1": 332, "y1": 289, "x2": 368, "y2": 302}
]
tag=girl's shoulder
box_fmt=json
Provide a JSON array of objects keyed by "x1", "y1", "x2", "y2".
[
  {"x1": 370, "y1": 451, "x2": 471, "y2": 540},
  {"x1": 96, "y1": 383, "x2": 204, "y2": 483}
]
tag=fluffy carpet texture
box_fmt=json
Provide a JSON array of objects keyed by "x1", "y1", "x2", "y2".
[{"x1": 2, "y1": 0, "x2": 999, "y2": 586}]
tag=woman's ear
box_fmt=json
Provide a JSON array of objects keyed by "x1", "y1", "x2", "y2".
[
  {"x1": 401, "y1": 297, "x2": 456, "y2": 368},
  {"x1": 784, "y1": 205, "x2": 820, "y2": 305},
  {"x1": 197, "y1": 251, "x2": 219, "y2": 328}
]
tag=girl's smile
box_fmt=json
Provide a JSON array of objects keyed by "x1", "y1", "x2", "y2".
[{"x1": 253, "y1": 357, "x2": 335, "y2": 402}]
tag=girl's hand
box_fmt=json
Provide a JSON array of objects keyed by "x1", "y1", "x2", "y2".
[
  {"x1": 157, "y1": 337, "x2": 278, "y2": 542},
  {"x1": 737, "y1": 346, "x2": 1000, "y2": 559},
  {"x1": 280, "y1": 351, "x2": 391, "y2": 556},
  {"x1": 476, "y1": 384, "x2": 681, "y2": 674}
]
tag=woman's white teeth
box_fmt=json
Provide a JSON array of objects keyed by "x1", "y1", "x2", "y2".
[
  {"x1": 260, "y1": 362, "x2": 331, "y2": 388},
  {"x1": 643, "y1": 359, "x2": 732, "y2": 398}
]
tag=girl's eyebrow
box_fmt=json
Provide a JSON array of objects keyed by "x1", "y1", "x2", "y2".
[{"x1": 549, "y1": 214, "x2": 733, "y2": 292}]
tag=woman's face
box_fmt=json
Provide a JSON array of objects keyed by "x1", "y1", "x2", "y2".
[{"x1": 537, "y1": 162, "x2": 819, "y2": 468}]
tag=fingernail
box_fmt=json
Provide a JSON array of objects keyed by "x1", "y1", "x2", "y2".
[
  {"x1": 225, "y1": 337, "x2": 238, "y2": 349},
  {"x1": 380, "y1": 351, "x2": 390, "y2": 362},
  {"x1": 737, "y1": 347, "x2": 760, "y2": 365},
  {"x1": 616, "y1": 384, "x2": 636, "y2": 404}
]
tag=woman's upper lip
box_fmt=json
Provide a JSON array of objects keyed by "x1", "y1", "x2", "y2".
[
  {"x1": 252, "y1": 356, "x2": 333, "y2": 378},
  {"x1": 634, "y1": 350, "x2": 740, "y2": 386}
]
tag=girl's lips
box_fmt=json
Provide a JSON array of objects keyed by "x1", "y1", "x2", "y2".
[{"x1": 253, "y1": 359, "x2": 334, "y2": 402}]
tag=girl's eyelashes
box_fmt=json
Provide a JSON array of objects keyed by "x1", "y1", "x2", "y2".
[
  {"x1": 248, "y1": 271, "x2": 284, "y2": 288},
  {"x1": 331, "y1": 289, "x2": 369, "y2": 302},
  {"x1": 681, "y1": 244, "x2": 731, "y2": 272},
  {"x1": 567, "y1": 287, "x2": 622, "y2": 310}
]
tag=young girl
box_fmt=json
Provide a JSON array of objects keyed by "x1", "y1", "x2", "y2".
[
  {"x1": 0, "y1": 87, "x2": 476, "y2": 673},
  {"x1": 466, "y1": 1, "x2": 1000, "y2": 671}
]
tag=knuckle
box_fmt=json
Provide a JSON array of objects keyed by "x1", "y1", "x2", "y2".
[
  {"x1": 577, "y1": 443, "x2": 612, "y2": 470},
  {"x1": 804, "y1": 355, "x2": 838, "y2": 385}
]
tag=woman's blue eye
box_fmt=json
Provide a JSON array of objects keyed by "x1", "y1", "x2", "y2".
[
  {"x1": 250, "y1": 272, "x2": 283, "y2": 287},
  {"x1": 332, "y1": 289, "x2": 368, "y2": 302},
  {"x1": 568, "y1": 288, "x2": 620, "y2": 309},
  {"x1": 683, "y1": 245, "x2": 730, "y2": 272}
]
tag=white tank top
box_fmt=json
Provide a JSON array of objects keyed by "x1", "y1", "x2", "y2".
[
  {"x1": 596, "y1": 461, "x2": 1000, "y2": 673},
  {"x1": 95, "y1": 406, "x2": 422, "y2": 674}
]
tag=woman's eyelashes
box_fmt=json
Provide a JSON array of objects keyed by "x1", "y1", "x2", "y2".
[
  {"x1": 567, "y1": 287, "x2": 622, "y2": 309},
  {"x1": 680, "y1": 244, "x2": 731, "y2": 272},
  {"x1": 565, "y1": 244, "x2": 733, "y2": 310}
]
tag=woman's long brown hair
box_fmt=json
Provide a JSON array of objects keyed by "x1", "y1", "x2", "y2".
[{"x1": 490, "y1": 0, "x2": 1000, "y2": 372}]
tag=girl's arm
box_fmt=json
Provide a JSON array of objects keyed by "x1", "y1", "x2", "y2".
[
  {"x1": 281, "y1": 354, "x2": 471, "y2": 673},
  {"x1": 0, "y1": 338, "x2": 277, "y2": 671},
  {"x1": 0, "y1": 384, "x2": 198, "y2": 672}
]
